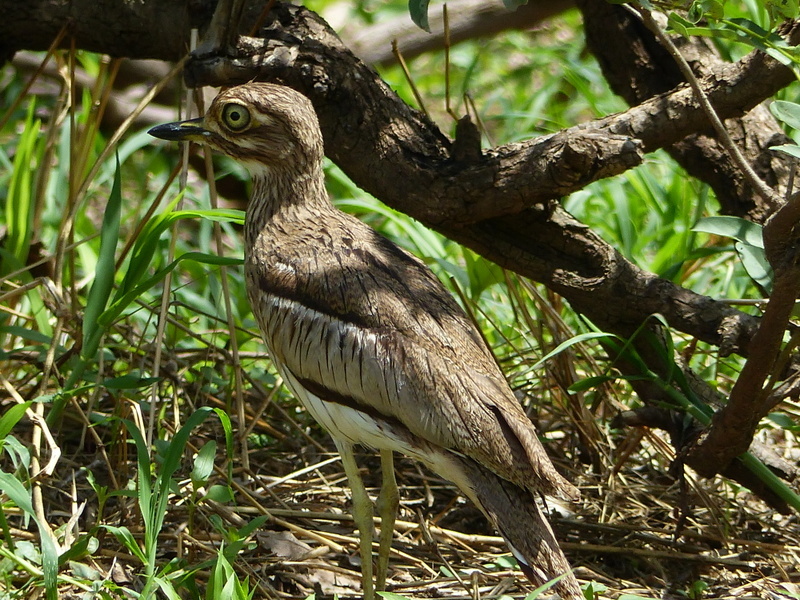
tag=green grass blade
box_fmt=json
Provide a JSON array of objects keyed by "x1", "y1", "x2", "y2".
[
  {"x1": 116, "y1": 206, "x2": 244, "y2": 301},
  {"x1": 739, "y1": 452, "x2": 800, "y2": 512},
  {"x1": 119, "y1": 419, "x2": 153, "y2": 549},
  {"x1": 82, "y1": 154, "x2": 123, "y2": 360},
  {"x1": 190, "y1": 441, "x2": 217, "y2": 487},
  {"x1": 693, "y1": 215, "x2": 764, "y2": 248},
  {"x1": 102, "y1": 524, "x2": 147, "y2": 564},
  {"x1": 0, "y1": 401, "x2": 32, "y2": 439},
  {"x1": 100, "y1": 251, "x2": 242, "y2": 331},
  {"x1": 115, "y1": 193, "x2": 184, "y2": 299},
  {"x1": 2, "y1": 100, "x2": 41, "y2": 276},
  {"x1": 211, "y1": 407, "x2": 235, "y2": 480},
  {"x1": 531, "y1": 331, "x2": 617, "y2": 370},
  {"x1": 0, "y1": 471, "x2": 59, "y2": 600}
]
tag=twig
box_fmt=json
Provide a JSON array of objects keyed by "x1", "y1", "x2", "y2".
[
  {"x1": 443, "y1": 4, "x2": 458, "y2": 121},
  {"x1": 392, "y1": 40, "x2": 429, "y2": 118}
]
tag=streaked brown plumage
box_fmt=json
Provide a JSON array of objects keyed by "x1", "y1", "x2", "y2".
[{"x1": 149, "y1": 82, "x2": 581, "y2": 599}]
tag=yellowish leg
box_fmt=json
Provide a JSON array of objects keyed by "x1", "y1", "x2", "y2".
[
  {"x1": 376, "y1": 449, "x2": 398, "y2": 591},
  {"x1": 335, "y1": 439, "x2": 375, "y2": 600}
]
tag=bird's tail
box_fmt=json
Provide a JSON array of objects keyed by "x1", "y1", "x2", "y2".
[{"x1": 457, "y1": 457, "x2": 582, "y2": 600}]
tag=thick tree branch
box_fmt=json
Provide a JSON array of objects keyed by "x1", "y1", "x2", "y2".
[
  {"x1": 0, "y1": 0, "x2": 210, "y2": 61},
  {"x1": 634, "y1": 5, "x2": 780, "y2": 207},
  {"x1": 185, "y1": 8, "x2": 797, "y2": 225},
  {"x1": 579, "y1": 0, "x2": 800, "y2": 490},
  {"x1": 182, "y1": 3, "x2": 800, "y2": 358}
]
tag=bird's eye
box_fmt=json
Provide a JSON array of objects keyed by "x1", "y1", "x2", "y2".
[{"x1": 221, "y1": 103, "x2": 251, "y2": 131}]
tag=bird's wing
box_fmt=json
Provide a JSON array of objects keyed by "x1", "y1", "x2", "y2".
[{"x1": 248, "y1": 213, "x2": 577, "y2": 501}]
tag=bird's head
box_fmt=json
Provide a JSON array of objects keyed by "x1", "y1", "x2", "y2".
[{"x1": 148, "y1": 83, "x2": 324, "y2": 177}]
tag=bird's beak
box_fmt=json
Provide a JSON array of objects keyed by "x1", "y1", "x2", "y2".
[{"x1": 148, "y1": 117, "x2": 209, "y2": 143}]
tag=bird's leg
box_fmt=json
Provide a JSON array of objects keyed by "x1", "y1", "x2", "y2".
[
  {"x1": 376, "y1": 449, "x2": 398, "y2": 591},
  {"x1": 335, "y1": 439, "x2": 375, "y2": 600}
]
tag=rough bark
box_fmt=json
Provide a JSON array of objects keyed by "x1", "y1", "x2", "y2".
[
  {"x1": 0, "y1": 0, "x2": 209, "y2": 61},
  {"x1": 578, "y1": 1, "x2": 800, "y2": 489}
]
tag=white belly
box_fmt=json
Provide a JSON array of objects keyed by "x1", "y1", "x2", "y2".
[
  {"x1": 280, "y1": 366, "x2": 478, "y2": 503},
  {"x1": 281, "y1": 366, "x2": 415, "y2": 453}
]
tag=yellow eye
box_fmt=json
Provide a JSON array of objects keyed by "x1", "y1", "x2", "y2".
[{"x1": 221, "y1": 103, "x2": 251, "y2": 131}]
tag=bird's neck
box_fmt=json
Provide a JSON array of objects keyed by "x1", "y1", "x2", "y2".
[{"x1": 244, "y1": 167, "x2": 331, "y2": 246}]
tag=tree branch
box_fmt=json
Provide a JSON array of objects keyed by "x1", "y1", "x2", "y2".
[
  {"x1": 183, "y1": 3, "x2": 800, "y2": 358},
  {"x1": 691, "y1": 195, "x2": 800, "y2": 476},
  {"x1": 345, "y1": 0, "x2": 573, "y2": 66},
  {"x1": 633, "y1": 4, "x2": 781, "y2": 208}
]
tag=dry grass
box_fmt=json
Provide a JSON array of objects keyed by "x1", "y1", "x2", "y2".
[{"x1": 8, "y1": 372, "x2": 799, "y2": 599}]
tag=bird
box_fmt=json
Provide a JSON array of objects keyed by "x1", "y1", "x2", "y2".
[{"x1": 149, "y1": 82, "x2": 582, "y2": 599}]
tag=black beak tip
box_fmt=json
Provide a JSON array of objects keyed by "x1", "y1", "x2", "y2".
[
  {"x1": 148, "y1": 122, "x2": 183, "y2": 141},
  {"x1": 148, "y1": 118, "x2": 207, "y2": 142}
]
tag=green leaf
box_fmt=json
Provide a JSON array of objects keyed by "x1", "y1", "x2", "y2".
[
  {"x1": 726, "y1": 17, "x2": 775, "y2": 42},
  {"x1": 687, "y1": 2, "x2": 704, "y2": 23},
  {"x1": 0, "y1": 326, "x2": 53, "y2": 345},
  {"x1": 693, "y1": 216, "x2": 764, "y2": 248},
  {"x1": 68, "y1": 560, "x2": 103, "y2": 580},
  {"x1": 155, "y1": 576, "x2": 184, "y2": 600},
  {"x1": 668, "y1": 12, "x2": 696, "y2": 36},
  {"x1": 463, "y1": 251, "x2": 504, "y2": 299},
  {"x1": 116, "y1": 204, "x2": 243, "y2": 300},
  {"x1": 770, "y1": 100, "x2": 800, "y2": 131},
  {"x1": 191, "y1": 441, "x2": 217, "y2": 486},
  {"x1": 213, "y1": 408, "x2": 235, "y2": 472},
  {"x1": 235, "y1": 515, "x2": 269, "y2": 539},
  {"x1": 204, "y1": 484, "x2": 234, "y2": 503},
  {"x1": 734, "y1": 241, "x2": 773, "y2": 293},
  {"x1": 771, "y1": 144, "x2": 800, "y2": 159},
  {"x1": 2, "y1": 100, "x2": 41, "y2": 277},
  {"x1": 583, "y1": 581, "x2": 609, "y2": 598},
  {"x1": 408, "y1": 0, "x2": 430, "y2": 31},
  {"x1": 0, "y1": 401, "x2": 32, "y2": 439},
  {"x1": 99, "y1": 251, "x2": 242, "y2": 333},
  {"x1": 531, "y1": 331, "x2": 618, "y2": 370},
  {"x1": 568, "y1": 375, "x2": 617, "y2": 393},
  {"x1": 102, "y1": 374, "x2": 163, "y2": 390},
  {"x1": 118, "y1": 420, "x2": 153, "y2": 543},
  {"x1": 0, "y1": 471, "x2": 59, "y2": 600},
  {"x1": 739, "y1": 452, "x2": 800, "y2": 513},
  {"x1": 767, "y1": 412, "x2": 800, "y2": 431}
]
